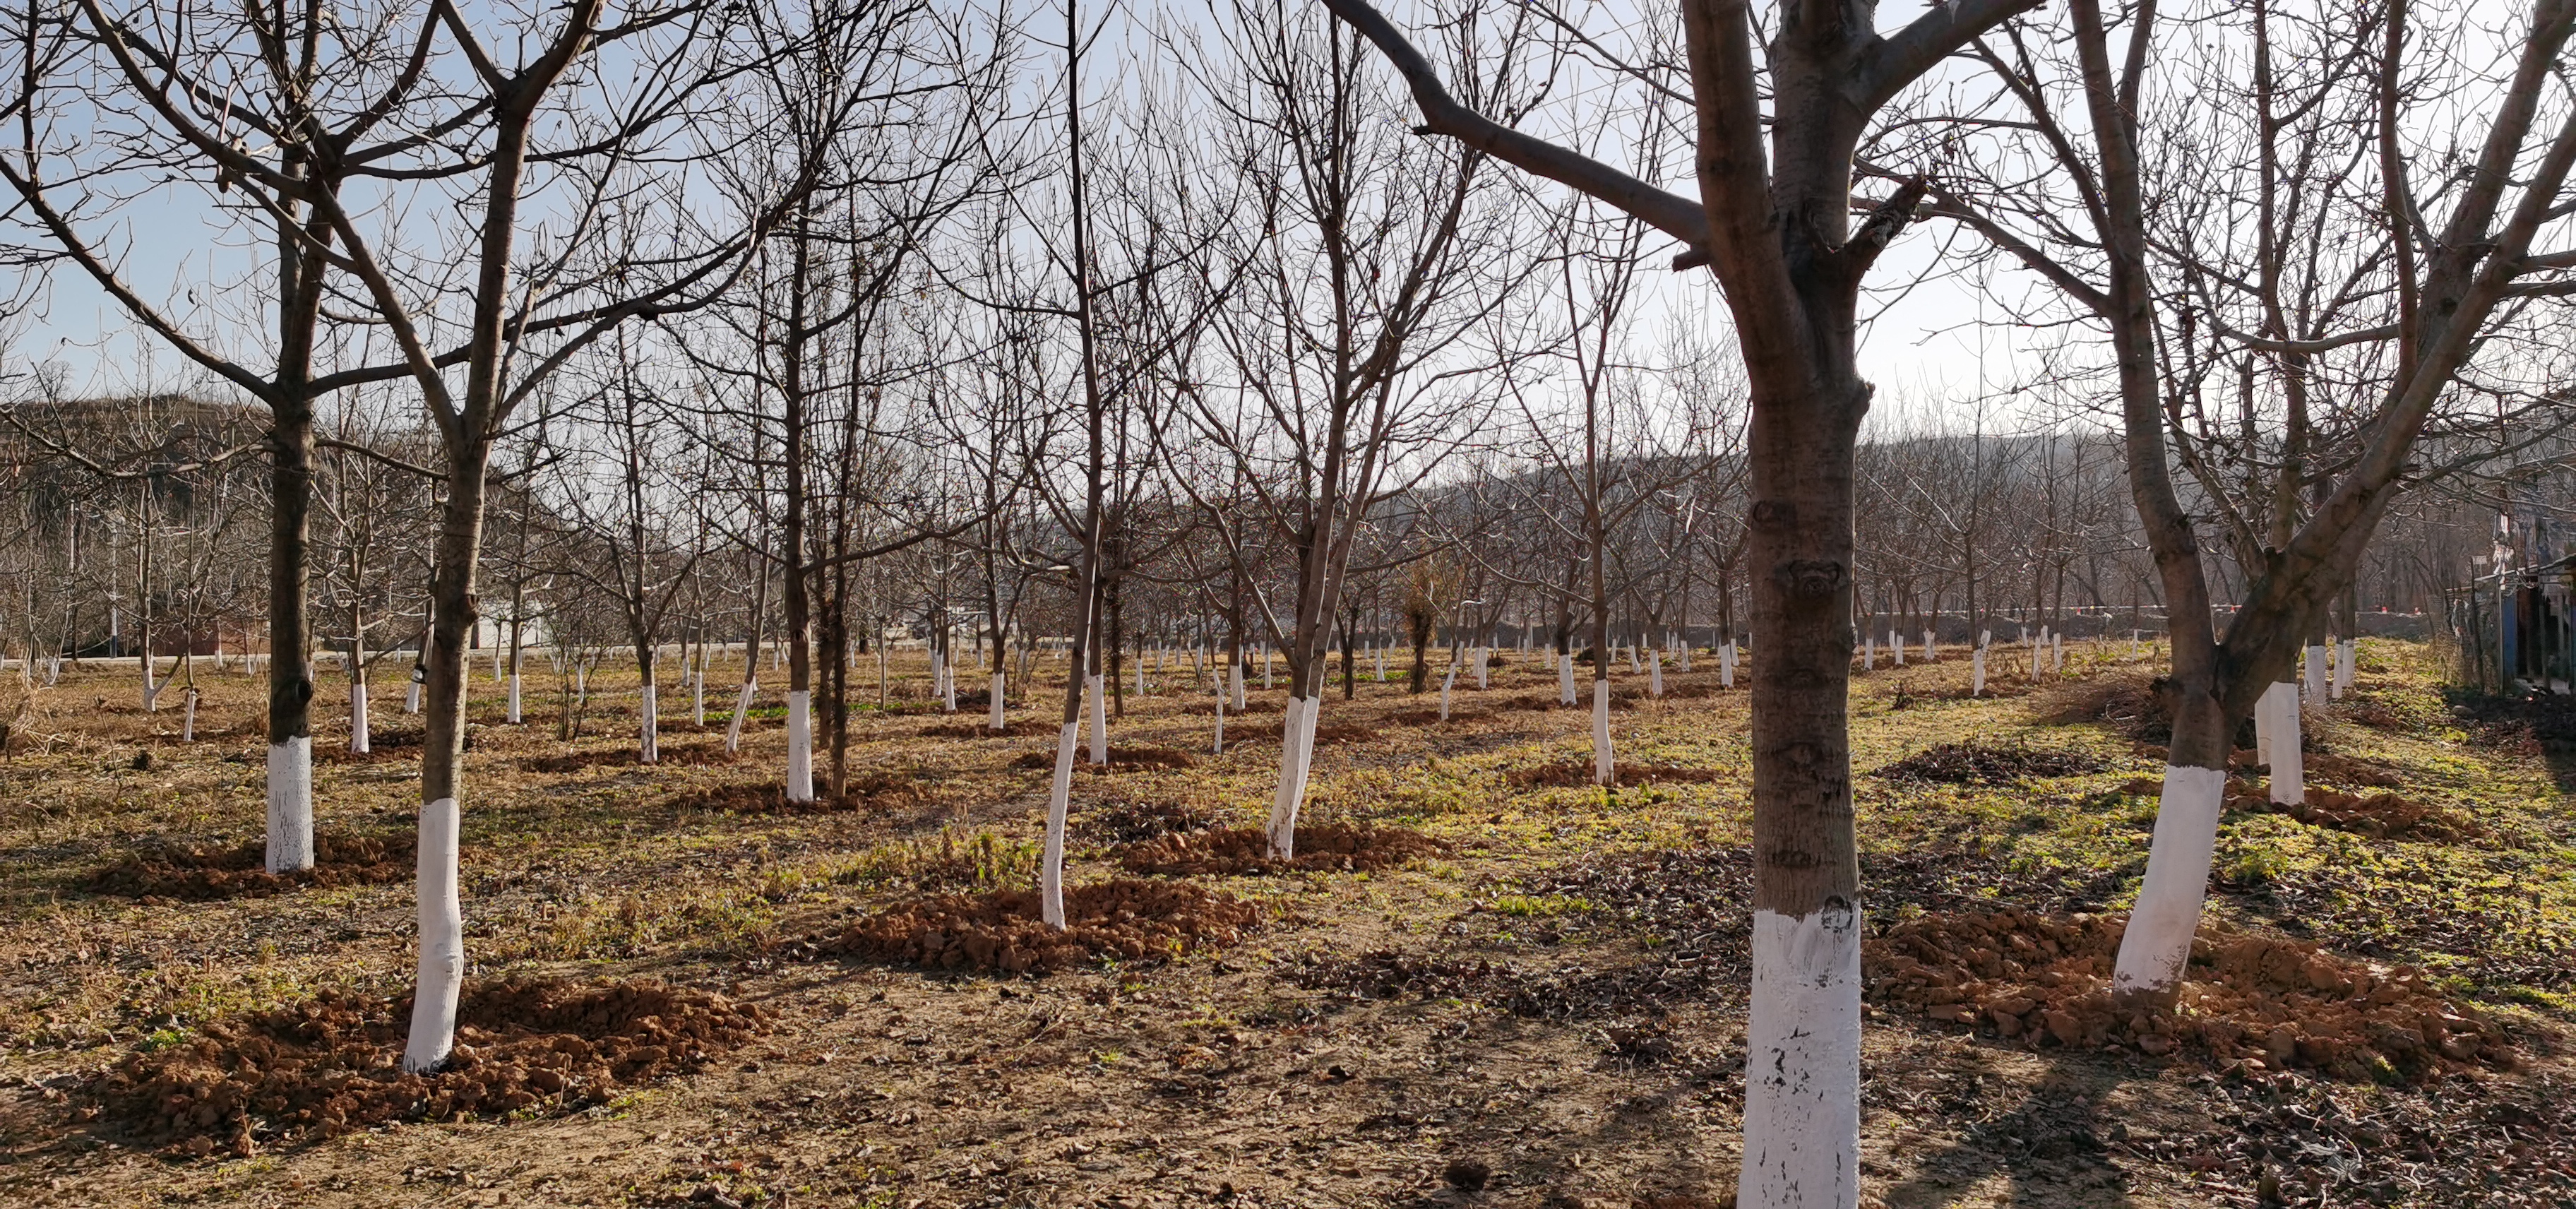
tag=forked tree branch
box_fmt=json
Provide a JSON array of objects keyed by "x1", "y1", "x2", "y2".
[{"x1": 1314, "y1": 0, "x2": 1710, "y2": 263}]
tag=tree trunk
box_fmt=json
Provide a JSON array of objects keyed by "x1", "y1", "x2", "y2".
[{"x1": 266, "y1": 395, "x2": 317, "y2": 874}]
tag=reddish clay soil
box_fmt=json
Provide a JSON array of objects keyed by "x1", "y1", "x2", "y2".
[
  {"x1": 1873, "y1": 741, "x2": 2104, "y2": 783},
  {"x1": 85, "y1": 979, "x2": 771, "y2": 1153},
  {"x1": 1505, "y1": 763, "x2": 1723, "y2": 790},
  {"x1": 1865, "y1": 909, "x2": 2529, "y2": 1082},
  {"x1": 667, "y1": 774, "x2": 929, "y2": 814},
  {"x1": 803, "y1": 879, "x2": 1258, "y2": 972},
  {"x1": 1009, "y1": 744, "x2": 1198, "y2": 773},
  {"x1": 76, "y1": 833, "x2": 415, "y2": 901},
  {"x1": 1114, "y1": 823, "x2": 1450, "y2": 876}
]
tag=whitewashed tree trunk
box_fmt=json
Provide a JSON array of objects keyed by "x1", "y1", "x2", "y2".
[
  {"x1": 727, "y1": 678, "x2": 756, "y2": 753},
  {"x1": 1041, "y1": 720, "x2": 1080, "y2": 927},
  {"x1": 785, "y1": 690, "x2": 814, "y2": 802},
  {"x1": 2264, "y1": 681, "x2": 2303, "y2": 805},
  {"x1": 1741, "y1": 896, "x2": 1862, "y2": 1209},
  {"x1": 1263, "y1": 694, "x2": 1322, "y2": 858},
  {"x1": 1438, "y1": 662, "x2": 1456, "y2": 720},
  {"x1": 182, "y1": 688, "x2": 198, "y2": 742},
  {"x1": 1373, "y1": 645, "x2": 1384, "y2": 681},
  {"x1": 1972, "y1": 645, "x2": 1988, "y2": 697},
  {"x1": 2110, "y1": 765, "x2": 2228, "y2": 996},
  {"x1": 405, "y1": 679, "x2": 422, "y2": 715},
  {"x1": 693, "y1": 668, "x2": 707, "y2": 726},
  {"x1": 350, "y1": 682, "x2": 372, "y2": 754},
  {"x1": 266, "y1": 737, "x2": 314, "y2": 872},
  {"x1": 1861, "y1": 634, "x2": 1873, "y2": 671},
  {"x1": 506, "y1": 674, "x2": 522, "y2": 724},
  {"x1": 1590, "y1": 679, "x2": 1614, "y2": 787},
  {"x1": 2335, "y1": 638, "x2": 2356, "y2": 697},
  {"x1": 1556, "y1": 652, "x2": 1575, "y2": 704},
  {"x1": 1213, "y1": 691, "x2": 1226, "y2": 754},
  {"x1": 402, "y1": 795, "x2": 464, "y2": 1073},
  {"x1": 2303, "y1": 644, "x2": 2327, "y2": 701},
  {"x1": 1231, "y1": 661, "x2": 1246, "y2": 710},
  {"x1": 1649, "y1": 648, "x2": 1664, "y2": 696},
  {"x1": 1720, "y1": 639, "x2": 1736, "y2": 687},
  {"x1": 1085, "y1": 674, "x2": 1107, "y2": 764},
  {"x1": 989, "y1": 671, "x2": 1008, "y2": 731},
  {"x1": 1924, "y1": 629, "x2": 1936, "y2": 660}
]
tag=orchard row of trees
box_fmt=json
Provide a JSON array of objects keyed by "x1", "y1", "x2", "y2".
[{"x1": 1, "y1": 0, "x2": 2569, "y2": 1203}]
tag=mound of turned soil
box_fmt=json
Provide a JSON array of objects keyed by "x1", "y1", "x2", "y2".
[
  {"x1": 1078, "y1": 794, "x2": 1222, "y2": 845},
  {"x1": 1115, "y1": 823, "x2": 1449, "y2": 876},
  {"x1": 1873, "y1": 740, "x2": 2104, "y2": 784},
  {"x1": 85, "y1": 979, "x2": 770, "y2": 1153},
  {"x1": 2304, "y1": 752, "x2": 2405, "y2": 787},
  {"x1": 2225, "y1": 782, "x2": 2478, "y2": 841},
  {"x1": 804, "y1": 879, "x2": 1257, "y2": 972},
  {"x1": 1389, "y1": 708, "x2": 1495, "y2": 726},
  {"x1": 1010, "y1": 744, "x2": 1198, "y2": 773},
  {"x1": 667, "y1": 775, "x2": 928, "y2": 814},
  {"x1": 917, "y1": 718, "x2": 1051, "y2": 739},
  {"x1": 1505, "y1": 762, "x2": 1723, "y2": 790},
  {"x1": 521, "y1": 741, "x2": 737, "y2": 773},
  {"x1": 77, "y1": 833, "x2": 414, "y2": 902},
  {"x1": 1865, "y1": 910, "x2": 2520, "y2": 1082}
]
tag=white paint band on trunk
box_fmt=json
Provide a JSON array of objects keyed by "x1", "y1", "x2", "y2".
[
  {"x1": 727, "y1": 679, "x2": 755, "y2": 752},
  {"x1": 266, "y1": 738, "x2": 314, "y2": 873},
  {"x1": 2111, "y1": 763, "x2": 2228, "y2": 996},
  {"x1": 1591, "y1": 680, "x2": 1614, "y2": 786},
  {"x1": 1086, "y1": 675, "x2": 1109, "y2": 764},
  {"x1": 1741, "y1": 900, "x2": 1862, "y2": 1209},
  {"x1": 350, "y1": 682, "x2": 371, "y2": 754},
  {"x1": 989, "y1": 672, "x2": 1008, "y2": 730},
  {"x1": 404, "y1": 794, "x2": 465, "y2": 1073},
  {"x1": 1266, "y1": 696, "x2": 1313, "y2": 858},
  {"x1": 2266, "y1": 681, "x2": 2302, "y2": 806},
  {"x1": 507, "y1": 674, "x2": 523, "y2": 724},
  {"x1": 785, "y1": 690, "x2": 813, "y2": 802},
  {"x1": 640, "y1": 682, "x2": 660, "y2": 763},
  {"x1": 1042, "y1": 720, "x2": 1080, "y2": 928}
]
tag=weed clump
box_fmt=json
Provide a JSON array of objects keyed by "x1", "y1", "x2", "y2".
[
  {"x1": 77, "y1": 833, "x2": 413, "y2": 902},
  {"x1": 805, "y1": 879, "x2": 1256, "y2": 972},
  {"x1": 1865, "y1": 910, "x2": 2520, "y2": 1082},
  {"x1": 1114, "y1": 823, "x2": 1448, "y2": 876},
  {"x1": 1873, "y1": 741, "x2": 2104, "y2": 783},
  {"x1": 85, "y1": 979, "x2": 770, "y2": 1153}
]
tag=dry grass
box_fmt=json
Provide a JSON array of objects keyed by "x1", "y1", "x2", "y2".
[{"x1": 0, "y1": 641, "x2": 2567, "y2": 1208}]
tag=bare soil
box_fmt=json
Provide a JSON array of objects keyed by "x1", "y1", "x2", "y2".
[
  {"x1": 86, "y1": 979, "x2": 769, "y2": 1153},
  {"x1": 801, "y1": 879, "x2": 1258, "y2": 972},
  {"x1": 76, "y1": 832, "x2": 414, "y2": 901}
]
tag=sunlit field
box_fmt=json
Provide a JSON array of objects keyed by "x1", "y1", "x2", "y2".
[{"x1": 0, "y1": 638, "x2": 2565, "y2": 1208}]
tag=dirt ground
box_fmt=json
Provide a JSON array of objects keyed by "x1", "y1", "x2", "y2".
[{"x1": 0, "y1": 639, "x2": 2569, "y2": 1208}]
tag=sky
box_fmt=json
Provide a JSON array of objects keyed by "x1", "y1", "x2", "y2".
[{"x1": 6, "y1": 0, "x2": 2054, "y2": 430}]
